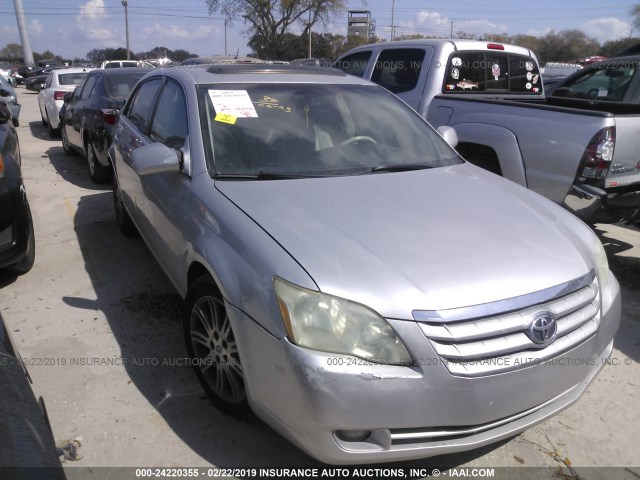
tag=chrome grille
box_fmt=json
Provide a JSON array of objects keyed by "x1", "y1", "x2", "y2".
[{"x1": 417, "y1": 273, "x2": 600, "y2": 377}]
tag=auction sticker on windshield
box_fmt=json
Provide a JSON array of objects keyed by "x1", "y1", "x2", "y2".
[{"x1": 208, "y1": 90, "x2": 258, "y2": 117}]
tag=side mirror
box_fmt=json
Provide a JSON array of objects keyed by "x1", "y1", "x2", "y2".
[
  {"x1": 436, "y1": 125, "x2": 458, "y2": 148},
  {"x1": 0, "y1": 89, "x2": 10, "y2": 97},
  {"x1": 131, "y1": 142, "x2": 180, "y2": 176},
  {"x1": 63, "y1": 92, "x2": 72, "y2": 103}
]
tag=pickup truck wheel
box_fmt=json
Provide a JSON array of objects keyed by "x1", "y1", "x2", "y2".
[
  {"x1": 112, "y1": 175, "x2": 137, "y2": 236},
  {"x1": 184, "y1": 276, "x2": 249, "y2": 416},
  {"x1": 87, "y1": 143, "x2": 111, "y2": 184}
]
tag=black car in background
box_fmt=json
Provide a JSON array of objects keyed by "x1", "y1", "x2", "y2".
[
  {"x1": 0, "y1": 100, "x2": 34, "y2": 274},
  {"x1": 60, "y1": 68, "x2": 149, "y2": 183}
]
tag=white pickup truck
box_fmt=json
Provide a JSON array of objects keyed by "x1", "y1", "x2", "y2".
[{"x1": 335, "y1": 40, "x2": 640, "y2": 224}]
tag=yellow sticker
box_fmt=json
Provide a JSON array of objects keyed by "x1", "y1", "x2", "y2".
[{"x1": 215, "y1": 113, "x2": 237, "y2": 124}]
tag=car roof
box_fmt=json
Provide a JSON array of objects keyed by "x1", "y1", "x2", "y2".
[
  {"x1": 152, "y1": 64, "x2": 374, "y2": 86},
  {"x1": 91, "y1": 67, "x2": 152, "y2": 76},
  {"x1": 52, "y1": 67, "x2": 95, "y2": 75}
]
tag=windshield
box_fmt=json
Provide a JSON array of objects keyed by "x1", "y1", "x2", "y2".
[
  {"x1": 552, "y1": 61, "x2": 637, "y2": 102},
  {"x1": 105, "y1": 72, "x2": 147, "y2": 98},
  {"x1": 443, "y1": 52, "x2": 542, "y2": 94},
  {"x1": 198, "y1": 83, "x2": 461, "y2": 177},
  {"x1": 58, "y1": 73, "x2": 88, "y2": 86}
]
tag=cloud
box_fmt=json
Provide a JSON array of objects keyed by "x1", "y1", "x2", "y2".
[
  {"x1": 29, "y1": 19, "x2": 43, "y2": 35},
  {"x1": 75, "y1": 0, "x2": 114, "y2": 42},
  {"x1": 78, "y1": 0, "x2": 107, "y2": 20},
  {"x1": 416, "y1": 11, "x2": 449, "y2": 26},
  {"x1": 141, "y1": 23, "x2": 220, "y2": 40},
  {"x1": 580, "y1": 18, "x2": 632, "y2": 42},
  {"x1": 414, "y1": 10, "x2": 507, "y2": 37}
]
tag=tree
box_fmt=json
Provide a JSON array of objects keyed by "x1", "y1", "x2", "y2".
[
  {"x1": 205, "y1": 0, "x2": 346, "y2": 60},
  {"x1": 0, "y1": 43, "x2": 23, "y2": 60},
  {"x1": 86, "y1": 48, "x2": 136, "y2": 64},
  {"x1": 631, "y1": 4, "x2": 640, "y2": 31},
  {"x1": 600, "y1": 37, "x2": 640, "y2": 58}
]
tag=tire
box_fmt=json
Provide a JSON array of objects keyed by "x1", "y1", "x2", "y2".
[
  {"x1": 7, "y1": 201, "x2": 35, "y2": 274},
  {"x1": 12, "y1": 118, "x2": 19, "y2": 128},
  {"x1": 61, "y1": 125, "x2": 75, "y2": 156},
  {"x1": 87, "y1": 142, "x2": 111, "y2": 184},
  {"x1": 184, "y1": 276, "x2": 249, "y2": 416},
  {"x1": 112, "y1": 174, "x2": 137, "y2": 236}
]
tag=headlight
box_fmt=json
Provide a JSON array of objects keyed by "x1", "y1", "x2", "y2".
[
  {"x1": 274, "y1": 277, "x2": 411, "y2": 365},
  {"x1": 594, "y1": 236, "x2": 609, "y2": 291}
]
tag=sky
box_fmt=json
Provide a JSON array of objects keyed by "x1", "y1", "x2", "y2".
[{"x1": 0, "y1": 0, "x2": 637, "y2": 60}]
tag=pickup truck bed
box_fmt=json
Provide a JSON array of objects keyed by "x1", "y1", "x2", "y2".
[{"x1": 335, "y1": 40, "x2": 640, "y2": 224}]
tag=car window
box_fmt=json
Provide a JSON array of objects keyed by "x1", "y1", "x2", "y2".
[
  {"x1": 125, "y1": 78, "x2": 163, "y2": 133},
  {"x1": 199, "y1": 83, "x2": 461, "y2": 177},
  {"x1": 371, "y1": 49, "x2": 426, "y2": 94},
  {"x1": 105, "y1": 72, "x2": 147, "y2": 98},
  {"x1": 334, "y1": 51, "x2": 372, "y2": 78},
  {"x1": 442, "y1": 52, "x2": 542, "y2": 94},
  {"x1": 80, "y1": 75, "x2": 97, "y2": 101},
  {"x1": 44, "y1": 74, "x2": 52, "y2": 89},
  {"x1": 554, "y1": 62, "x2": 637, "y2": 102},
  {"x1": 58, "y1": 73, "x2": 89, "y2": 86},
  {"x1": 150, "y1": 79, "x2": 188, "y2": 149}
]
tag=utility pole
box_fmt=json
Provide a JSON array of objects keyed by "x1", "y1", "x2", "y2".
[
  {"x1": 122, "y1": 0, "x2": 130, "y2": 60},
  {"x1": 390, "y1": 0, "x2": 395, "y2": 41},
  {"x1": 450, "y1": 20, "x2": 453, "y2": 38},
  {"x1": 308, "y1": 11, "x2": 312, "y2": 59},
  {"x1": 224, "y1": 20, "x2": 228, "y2": 56},
  {"x1": 13, "y1": 0, "x2": 34, "y2": 66}
]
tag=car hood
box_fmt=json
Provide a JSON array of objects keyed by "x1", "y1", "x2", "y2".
[{"x1": 216, "y1": 164, "x2": 595, "y2": 319}]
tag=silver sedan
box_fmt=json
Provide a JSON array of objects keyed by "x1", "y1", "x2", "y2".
[{"x1": 109, "y1": 66, "x2": 620, "y2": 464}]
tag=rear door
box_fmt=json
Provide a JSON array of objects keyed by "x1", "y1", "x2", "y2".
[{"x1": 69, "y1": 74, "x2": 97, "y2": 149}]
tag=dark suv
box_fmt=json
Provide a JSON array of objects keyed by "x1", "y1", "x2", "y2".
[{"x1": 0, "y1": 100, "x2": 35, "y2": 274}]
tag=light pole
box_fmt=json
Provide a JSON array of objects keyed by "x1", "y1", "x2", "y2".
[
  {"x1": 449, "y1": 20, "x2": 453, "y2": 38},
  {"x1": 390, "y1": 0, "x2": 395, "y2": 41},
  {"x1": 224, "y1": 20, "x2": 228, "y2": 56},
  {"x1": 308, "y1": 11, "x2": 312, "y2": 59},
  {"x1": 122, "y1": 0, "x2": 130, "y2": 60}
]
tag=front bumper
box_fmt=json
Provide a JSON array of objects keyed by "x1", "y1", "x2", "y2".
[{"x1": 231, "y1": 273, "x2": 621, "y2": 464}]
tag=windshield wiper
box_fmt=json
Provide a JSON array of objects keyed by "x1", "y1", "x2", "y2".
[
  {"x1": 212, "y1": 172, "x2": 319, "y2": 180},
  {"x1": 370, "y1": 163, "x2": 434, "y2": 173}
]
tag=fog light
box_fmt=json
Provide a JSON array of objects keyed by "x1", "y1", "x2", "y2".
[{"x1": 335, "y1": 430, "x2": 371, "y2": 442}]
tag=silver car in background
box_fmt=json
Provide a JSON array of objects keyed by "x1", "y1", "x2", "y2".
[{"x1": 109, "y1": 65, "x2": 620, "y2": 464}]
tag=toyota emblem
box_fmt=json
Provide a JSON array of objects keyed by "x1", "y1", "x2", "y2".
[{"x1": 526, "y1": 311, "x2": 558, "y2": 347}]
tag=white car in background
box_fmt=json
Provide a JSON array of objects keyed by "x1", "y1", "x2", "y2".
[{"x1": 38, "y1": 67, "x2": 94, "y2": 137}]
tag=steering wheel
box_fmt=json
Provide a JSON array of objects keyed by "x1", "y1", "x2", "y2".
[{"x1": 340, "y1": 135, "x2": 378, "y2": 146}]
